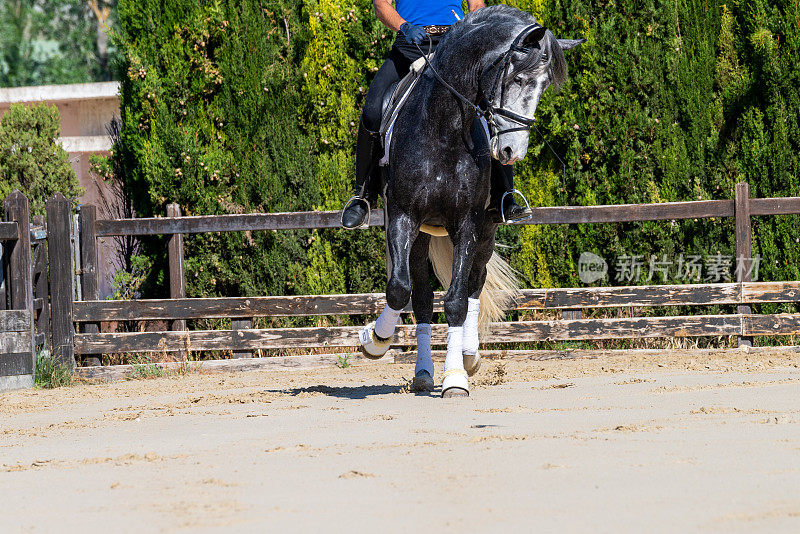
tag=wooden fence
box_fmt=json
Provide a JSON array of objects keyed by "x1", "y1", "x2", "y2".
[
  {"x1": 0, "y1": 191, "x2": 37, "y2": 387},
  {"x1": 38, "y1": 181, "x2": 798, "y2": 367},
  {"x1": 3, "y1": 184, "x2": 798, "y2": 381}
]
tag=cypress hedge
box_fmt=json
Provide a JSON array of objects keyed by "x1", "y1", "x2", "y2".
[{"x1": 114, "y1": 0, "x2": 800, "y2": 305}]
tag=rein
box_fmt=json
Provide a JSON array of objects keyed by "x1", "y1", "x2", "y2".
[{"x1": 413, "y1": 24, "x2": 543, "y2": 135}]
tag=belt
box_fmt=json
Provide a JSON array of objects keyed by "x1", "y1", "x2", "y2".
[{"x1": 424, "y1": 25, "x2": 450, "y2": 36}]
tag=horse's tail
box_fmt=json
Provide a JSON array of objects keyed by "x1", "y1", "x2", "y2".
[{"x1": 428, "y1": 235, "x2": 520, "y2": 336}]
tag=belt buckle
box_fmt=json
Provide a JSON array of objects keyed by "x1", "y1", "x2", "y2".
[{"x1": 425, "y1": 25, "x2": 448, "y2": 36}]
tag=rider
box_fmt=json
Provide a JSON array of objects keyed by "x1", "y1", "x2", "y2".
[{"x1": 341, "y1": 0, "x2": 533, "y2": 228}]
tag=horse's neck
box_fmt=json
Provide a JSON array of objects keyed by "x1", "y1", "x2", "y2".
[
  {"x1": 420, "y1": 33, "x2": 509, "y2": 137},
  {"x1": 422, "y1": 79, "x2": 474, "y2": 140}
]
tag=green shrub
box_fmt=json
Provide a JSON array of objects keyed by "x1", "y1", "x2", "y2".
[
  {"x1": 114, "y1": 0, "x2": 323, "y2": 299},
  {"x1": 0, "y1": 103, "x2": 82, "y2": 214}
]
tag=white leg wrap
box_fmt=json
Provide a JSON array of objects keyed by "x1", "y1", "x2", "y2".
[
  {"x1": 375, "y1": 305, "x2": 402, "y2": 339},
  {"x1": 463, "y1": 298, "x2": 480, "y2": 355},
  {"x1": 444, "y1": 326, "x2": 464, "y2": 373},
  {"x1": 414, "y1": 323, "x2": 434, "y2": 377},
  {"x1": 442, "y1": 325, "x2": 469, "y2": 396},
  {"x1": 442, "y1": 368, "x2": 469, "y2": 395},
  {"x1": 359, "y1": 321, "x2": 392, "y2": 359},
  {"x1": 462, "y1": 298, "x2": 481, "y2": 376}
]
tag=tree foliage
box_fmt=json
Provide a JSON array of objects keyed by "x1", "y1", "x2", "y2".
[
  {"x1": 0, "y1": 103, "x2": 82, "y2": 214},
  {"x1": 0, "y1": 0, "x2": 117, "y2": 87},
  {"x1": 115, "y1": 0, "x2": 320, "y2": 298}
]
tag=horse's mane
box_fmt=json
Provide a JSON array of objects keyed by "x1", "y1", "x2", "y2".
[{"x1": 436, "y1": 5, "x2": 568, "y2": 90}]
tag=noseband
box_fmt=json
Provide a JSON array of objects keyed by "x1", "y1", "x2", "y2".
[{"x1": 415, "y1": 24, "x2": 546, "y2": 141}]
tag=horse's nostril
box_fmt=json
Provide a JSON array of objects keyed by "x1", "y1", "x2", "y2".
[{"x1": 502, "y1": 146, "x2": 513, "y2": 159}]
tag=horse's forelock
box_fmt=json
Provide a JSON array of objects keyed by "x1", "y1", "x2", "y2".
[{"x1": 509, "y1": 32, "x2": 568, "y2": 90}]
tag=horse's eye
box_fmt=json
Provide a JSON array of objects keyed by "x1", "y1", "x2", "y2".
[{"x1": 514, "y1": 75, "x2": 524, "y2": 85}]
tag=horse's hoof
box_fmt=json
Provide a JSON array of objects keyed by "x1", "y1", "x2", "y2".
[
  {"x1": 359, "y1": 322, "x2": 392, "y2": 360},
  {"x1": 410, "y1": 370, "x2": 434, "y2": 392},
  {"x1": 463, "y1": 351, "x2": 481, "y2": 377},
  {"x1": 441, "y1": 369, "x2": 469, "y2": 398},
  {"x1": 442, "y1": 387, "x2": 469, "y2": 398}
]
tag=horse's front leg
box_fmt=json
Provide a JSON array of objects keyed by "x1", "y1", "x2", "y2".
[
  {"x1": 409, "y1": 232, "x2": 434, "y2": 392},
  {"x1": 359, "y1": 210, "x2": 418, "y2": 359},
  {"x1": 462, "y1": 221, "x2": 498, "y2": 377},
  {"x1": 442, "y1": 212, "x2": 481, "y2": 398}
]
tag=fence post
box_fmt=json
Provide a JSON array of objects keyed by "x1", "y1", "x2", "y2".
[
  {"x1": 167, "y1": 203, "x2": 186, "y2": 331},
  {"x1": 32, "y1": 215, "x2": 50, "y2": 350},
  {"x1": 4, "y1": 191, "x2": 35, "y2": 376},
  {"x1": 46, "y1": 193, "x2": 75, "y2": 369},
  {"x1": 734, "y1": 182, "x2": 753, "y2": 348},
  {"x1": 79, "y1": 205, "x2": 101, "y2": 366},
  {"x1": 232, "y1": 318, "x2": 253, "y2": 358}
]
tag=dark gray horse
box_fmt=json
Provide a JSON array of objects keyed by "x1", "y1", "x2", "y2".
[{"x1": 359, "y1": 5, "x2": 583, "y2": 397}]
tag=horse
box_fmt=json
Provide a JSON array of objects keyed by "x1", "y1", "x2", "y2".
[{"x1": 358, "y1": 5, "x2": 583, "y2": 397}]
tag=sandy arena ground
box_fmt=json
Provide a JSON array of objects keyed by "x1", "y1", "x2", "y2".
[{"x1": 2, "y1": 350, "x2": 800, "y2": 533}]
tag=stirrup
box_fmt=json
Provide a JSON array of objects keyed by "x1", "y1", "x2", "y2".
[
  {"x1": 340, "y1": 195, "x2": 371, "y2": 230},
  {"x1": 500, "y1": 189, "x2": 533, "y2": 224}
]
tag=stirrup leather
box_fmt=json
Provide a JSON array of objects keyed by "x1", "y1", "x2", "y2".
[
  {"x1": 340, "y1": 195, "x2": 371, "y2": 230},
  {"x1": 500, "y1": 189, "x2": 533, "y2": 224}
]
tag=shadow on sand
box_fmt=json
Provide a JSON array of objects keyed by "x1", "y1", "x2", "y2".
[{"x1": 267, "y1": 383, "x2": 438, "y2": 400}]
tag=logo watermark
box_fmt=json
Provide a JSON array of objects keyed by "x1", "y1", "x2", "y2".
[
  {"x1": 577, "y1": 252, "x2": 760, "y2": 284},
  {"x1": 577, "y1": 252, "x2": 608, "y2": 283}
]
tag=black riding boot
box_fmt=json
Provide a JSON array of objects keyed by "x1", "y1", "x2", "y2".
[
  {"x1": 342, "y1": 120, "x2": 382, "y2": 229},
  {"x1": 487, "y1": 160, "x2": 532, "y2": 223}
]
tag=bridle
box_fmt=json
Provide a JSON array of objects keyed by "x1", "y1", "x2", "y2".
[
  {"x1": 413, "y1": 23, "x2": 568, "y2": 194},
  {"x1": 482, "y1": 24, "x2": 546, "y2": 137},
  {"x1": 415, "y1": 23, "x2": 546, "y2": 142}
]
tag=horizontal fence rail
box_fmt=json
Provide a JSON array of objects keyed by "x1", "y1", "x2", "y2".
[
  {"x1": 95, "y1": 209, "x2": 387, "y2": 237},
  {"x1": 0, "y1": 310, "x2": 31, "y2": 332},
  {"x1": 72, "y1": 313, "x2": 800, "y2": 355},
  {"x1": 750, "y1": 197, "x2": 800, "y2": 216},
  {"x1": 72, "y1": 281, "x2": 800, "y2": 322},
  {"x1": 92, "y1": 196, "x2": 800, "y2": 237},
  {"x1": 523, "y1": 199, "x2": 734, "y2": 224}
]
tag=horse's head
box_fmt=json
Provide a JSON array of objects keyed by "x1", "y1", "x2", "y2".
[{"x1": 481, "y1": 26, "x2": 584, "y2": 164}]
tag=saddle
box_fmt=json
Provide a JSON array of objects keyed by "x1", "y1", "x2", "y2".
[
  {"x1": 378, "y1": 55, "x2": 428, "y2": 166},
  {"x1": 378, "y1": 54, "x2": 490, "y2": 167}
]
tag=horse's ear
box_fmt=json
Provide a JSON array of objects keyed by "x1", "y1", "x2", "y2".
[
  {"x1": 523, "y1": 26, "x2": 547, "y2": 46},
  {"x1": 557, "y1": 38, "x2": 586, "y2": 51}
]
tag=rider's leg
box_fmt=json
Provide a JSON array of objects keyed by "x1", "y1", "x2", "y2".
[
  {"x1": 342, "y1": 51, "x2": 408, "y2": 229},
  {"x1": 487, "y1": 160, "x2": 532, "y2": 223},
  {"x1": 341, "y1": 119, "x2": 382, "y2": 229}
]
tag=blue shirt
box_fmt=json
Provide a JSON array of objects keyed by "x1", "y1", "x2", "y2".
[{"x1": 396, "y1": 0, "x2": 463, "y2": 27}]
